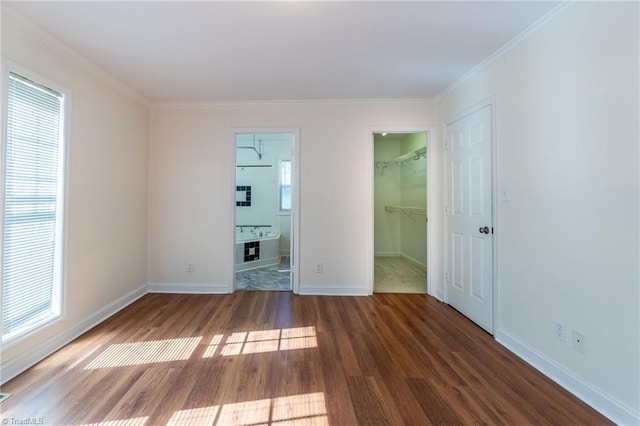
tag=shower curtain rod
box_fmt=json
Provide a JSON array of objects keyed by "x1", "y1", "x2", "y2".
[{"x1": 237, "y1": 136, "x2": 263, "y2": 159}]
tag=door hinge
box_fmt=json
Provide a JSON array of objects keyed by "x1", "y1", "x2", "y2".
[
  {"x1": 444, "y1": 205, "x2": 449, "y2": 215},
  {"x1": 445, "y1": 272, "x2": 450, "y2": 284}
]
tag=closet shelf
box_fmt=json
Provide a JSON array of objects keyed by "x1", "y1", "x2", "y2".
[
  {"x1": 375, "y1": 146, "x2": 426, "y2": 169},
  {"x1": 385, "y1": 205, "x2": 427, "y2": 217}
]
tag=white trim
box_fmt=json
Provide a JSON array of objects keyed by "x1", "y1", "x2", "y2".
[
  {"x1": 496, "y1": 329, "x2": 640, "y2": 426},
  {"x1": 435, "y1": 1, "x2": 585, "y2": 101},
  {"x1": 2, "y1": 0, "x2": 580, "y2": 109},
  {"x1": 1, "y1": 60, "x2": 72, "y2": 347},
  {"x1": 146, "y1": 282, "x2": 230, "y2": 294},
  {"x1": 441, "y1": 121, "x2": 449, "y2": 305},
  {"x1": 373, "y1": 252, "x2": 427, "y2": 271},
  {"x1": 291, "y1": 130, "x2": 301, "y2": 295},
  {"x1": 399, "y1": 253, "x2": 427, "y2": 271},
  {"x1": 0, "y1": 284, "x2": 146, "y2": 385},
  {"x1": 152, "y1": 98, "x2": 436, "y2": 109},
  {"x1": 298, "y1": 286, "x2": 370, "y2": 296},
  {"x1": 3, "y1": 6, "x2": 149, "y2": 106},
  {"x1": 443, "y1": 97, "x2": 497, "y2": 335},
  {"x1": 374, "y1": 251, "x2": 400, "y2": 257}
]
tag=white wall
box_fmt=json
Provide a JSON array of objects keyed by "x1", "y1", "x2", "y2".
[
  {"x1": 439, "y1": 2, "x2": 639, "y2": 421},
  {"x1": 148, "y1": 102, "x2": 440, "y2": 295},
  {"x1": 1, "y1": 11, "x2": 149, "y2": 381}
]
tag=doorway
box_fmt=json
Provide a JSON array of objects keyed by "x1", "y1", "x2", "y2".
[
  {"x1": 234, "y1": 131, "x2": 298, "y2": 292},
  {"x1": 373, "y1": 132, "x2": 429, "y2": 294}
]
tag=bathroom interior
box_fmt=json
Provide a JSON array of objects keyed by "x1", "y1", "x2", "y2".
[
  {"x1": 235, "y1": 133, "x2": 293, "y2": 291},
  {"x1": 374, "y1": 132, "x2": 428, "y2": 293}
]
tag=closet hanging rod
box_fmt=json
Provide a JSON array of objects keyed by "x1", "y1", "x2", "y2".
[
  {"x1": 375, "y1": 146, "x2": 426, "y2": 169},
  {"x1": 385, "y1": 205, "x2": 427, "y2": 216}
]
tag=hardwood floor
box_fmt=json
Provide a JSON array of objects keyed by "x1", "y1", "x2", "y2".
[{"x1": 2, "y1": 292, "x2": 611, "y2": 425}]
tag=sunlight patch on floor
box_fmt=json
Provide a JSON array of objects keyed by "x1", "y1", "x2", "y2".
[
  {"x1": 67, "y1": 344, "x2": 102, "y2": 370},
  {"x1": 166, "y1": 405, "x2": 220, "y2": 425},
  {"x1": 74, "y1": 416, "x2": 148, "y2": 426},
  {"x1": 166, "y1": 392, "x2": 328, "y2": 426},
  {"x1": 202, "y1": 327, "x2": 317, "y2": 358},
  {"x1": 84, "y1": 337, "x2": 202, "y2": 369}
]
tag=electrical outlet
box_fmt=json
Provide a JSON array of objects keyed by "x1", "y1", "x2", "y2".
[
  {"x1": 571, "y1": 329, "x2": 587, "y2": 355},
  {"x1": 186, "y1": 261, "x2": 195, "y2": 273},
  {"x1": 315, "y1": 262, "x2": 323, "y2": 273},
  {"x1": 553, "y1": 321, "x2": 566, "y2": 342}
]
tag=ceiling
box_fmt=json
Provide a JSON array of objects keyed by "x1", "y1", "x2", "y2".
[{"x1": 4, "y1": 1, "x2": 560, "y2": 103}]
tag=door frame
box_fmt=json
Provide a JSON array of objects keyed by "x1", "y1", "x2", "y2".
[
  {"x1": 443, "y1": 96, "x2": 498, "y2": 333},
  {"x1": 231, "y1": 127, "x2": 301, "y2": 294},
  {"x1": 369, "y1": 127, "x2": 435, "y2": 296}
]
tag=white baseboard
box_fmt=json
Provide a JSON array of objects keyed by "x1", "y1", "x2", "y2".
[
  {"x1": 400, "y1": 253, "x2": 427, "y2": 270},
  {"x1": 147, "y1": 282, "x2": 231, "y2": 294},
  {"x1": 374, "y1": 252, "x2": 427, "y2": 270},
  {"x1": 1, "y1": 284, "x2": 146, "y2": 385},
  {"x1": 495, "y1": 329, "x2": 639, "y2": 425},
  {"x1": 431, "y1": 288, "x2": 445, "y2": 301},
  {"x1": 298, "y1": 285, "x2": 370, "y2": 296},
  {"x1": 374, "y1": 251, "x2": 400, "y2": 257}
]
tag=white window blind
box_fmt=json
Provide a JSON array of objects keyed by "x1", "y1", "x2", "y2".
[{"x1": 2, "y1": 72, "x2": 65, "y2": 341}]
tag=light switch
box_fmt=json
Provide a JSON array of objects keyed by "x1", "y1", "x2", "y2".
[{"x1": 501, "y1": 185, "x2": 511, "y2": 202}]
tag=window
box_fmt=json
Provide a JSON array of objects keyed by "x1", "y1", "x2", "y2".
[
  {"x1": 2, "y1": 70, "x2": 67, "y2": 344},
  {"x1": 279, "y1": 160, "x2": 291, "y2": 212}
]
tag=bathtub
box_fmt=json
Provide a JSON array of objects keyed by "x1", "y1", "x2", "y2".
[{"x1": 235, "y1": 230, "x2": 281, "y2": 272}]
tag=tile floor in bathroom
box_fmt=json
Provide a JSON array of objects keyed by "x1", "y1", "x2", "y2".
[
  {"x1": 235, "y1": 257, "x2": 291, "y2": 291},
  {"x1": 235, "y1": 256, "x2": 426, "y2": 293}
]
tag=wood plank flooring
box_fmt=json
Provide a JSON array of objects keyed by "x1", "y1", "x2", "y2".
[{"x1": 1, "y1": 292, "x2": 611, "y2": 425}]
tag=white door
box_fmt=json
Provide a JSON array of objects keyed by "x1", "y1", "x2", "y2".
[{"x1": 445, "y1": 105, "x2": 493, "y2": 333}]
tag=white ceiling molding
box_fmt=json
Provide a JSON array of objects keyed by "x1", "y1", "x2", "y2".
[
  {"x1": 435, "y1": 0, "x2": 586, "y2": 102},
  {"x1": 3, "y1": 6, "x2": 150, "y2": 107},
  {"x1": 5, "y1": 1, "x2": 560, "y2": 103},
  {"x1": 151, "y1": 97, "x2": 438, "y2": 109}
]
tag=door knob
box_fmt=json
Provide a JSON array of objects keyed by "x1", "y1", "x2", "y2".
[{"x1": 479, "y1": 226, "x2": 490, "y2": 234}]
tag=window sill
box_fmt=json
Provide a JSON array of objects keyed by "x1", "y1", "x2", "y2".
[{"x1": 2, "y1": 313, "x2": 63, "y2": 350}]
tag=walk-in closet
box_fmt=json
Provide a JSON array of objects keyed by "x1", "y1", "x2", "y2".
[{"x1": 373, "y1": 132, "x2": 427, "y2": 293}]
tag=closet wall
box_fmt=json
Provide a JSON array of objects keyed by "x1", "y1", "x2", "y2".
[{"x1": 374, "y1": 133, "x2": 427, "y2": 267}]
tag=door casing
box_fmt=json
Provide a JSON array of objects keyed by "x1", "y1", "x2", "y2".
[
  {"x1": 368, "y1": 127, "x2": 434, "y2": 296},
  {"x1": 443, "y1": 97, "x2": 498, "y2": 334},
  {"x1": 232, "y1": 128, "x2": 301, "y2": 294}
]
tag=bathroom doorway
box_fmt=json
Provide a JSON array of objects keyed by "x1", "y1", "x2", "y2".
[
  {"x1": 373, "y1": 132, "x2": 428, "y2": 294},
  {"x1": 234, "y1": 131, "x2": 299, "y2": 292}
]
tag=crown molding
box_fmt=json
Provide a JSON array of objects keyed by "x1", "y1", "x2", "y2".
[
  {"x1": 151, "y1": 97, "x2": 437, "y2": 109},
  {"x1": 2, "y1": 6, "x2": 150, "y2": 107},
  {"x1": 435, "y1": 0, "x2": 586, "y2": 102}
]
